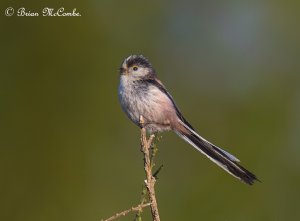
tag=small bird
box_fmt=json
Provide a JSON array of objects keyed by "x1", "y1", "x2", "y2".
[{"x1": 118, "y1": 55, "x2": 258, "y2": 185}]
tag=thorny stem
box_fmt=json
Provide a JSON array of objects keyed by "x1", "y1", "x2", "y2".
[
  {"x1": 140, "y1": 116, "x2": 161, "y2": 221},
  {"x1": 101, "y1": 116, "x2": 161, "y2": 221}
]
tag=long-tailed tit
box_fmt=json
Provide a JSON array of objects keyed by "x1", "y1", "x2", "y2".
[{"x1": 118, "y1": 55, "x2": 258, "y2": 185}]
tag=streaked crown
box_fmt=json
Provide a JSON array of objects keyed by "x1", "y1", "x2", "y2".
[
  {"x1": 120, "y1": 55, "x2": 154, "y2": 77},
  {"x1": 123, "y1": 55, "x2": 152, "y2": 69}
]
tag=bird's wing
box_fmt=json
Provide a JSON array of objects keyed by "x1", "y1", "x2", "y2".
[
  {"x1": 143, "y1": 77, "x2": 195, "y2": 130},
  {"x1": 143, "y1": 77, "x2": 242, "y2": 163}
]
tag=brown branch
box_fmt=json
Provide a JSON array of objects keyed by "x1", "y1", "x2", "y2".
[
  {"x1": 101, "y1": 116, "x2": 161, "y2": 221},
  {"x1": 101, "y1": 203, "x2": 151, "y2": 221},
  {"x1": 140, "y1": 116, "x2": 161, "y2": 221}
]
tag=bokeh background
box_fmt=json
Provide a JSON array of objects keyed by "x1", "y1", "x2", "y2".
[{"x1": 1, "y1": 1, "x2": 300, "y2": 221}]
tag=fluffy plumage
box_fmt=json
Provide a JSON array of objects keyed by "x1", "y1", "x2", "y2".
[{"x1": 118, "y1": 55, "x2": 259, "y2": 185}]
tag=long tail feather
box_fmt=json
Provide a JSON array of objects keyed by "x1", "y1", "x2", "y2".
[{"x1": 175, "y1": 126, "x2": 258, "y2": 185}]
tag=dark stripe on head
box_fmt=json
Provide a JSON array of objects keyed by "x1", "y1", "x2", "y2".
[{"x1": 125, "y1": 55, "x2": 152, "y2": 69}]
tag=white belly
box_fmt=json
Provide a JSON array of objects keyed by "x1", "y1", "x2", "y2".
[{"x1": 118, "y1": 76, "x2": 175, "y2": 132}]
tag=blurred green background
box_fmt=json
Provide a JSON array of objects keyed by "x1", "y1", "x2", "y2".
[{"x1": 1, "y1": 1, "x2": 300, "y2": 221}]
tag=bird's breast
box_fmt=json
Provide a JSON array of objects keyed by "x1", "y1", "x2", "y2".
[
  {"x1": 118, "y1": 76, "x2": 176, "y2": 130},
  {"x1": 118, "y1": 76, "x2": 144, "y2": 125}
]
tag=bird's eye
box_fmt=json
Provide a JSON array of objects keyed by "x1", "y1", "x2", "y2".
[{"x1": 132, "y1": 66, "x2": 138, "y2": 71}]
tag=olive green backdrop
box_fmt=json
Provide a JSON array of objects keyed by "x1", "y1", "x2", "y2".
[{"x1": 1, "y1": 1, "x2": 300, "y2": 221}]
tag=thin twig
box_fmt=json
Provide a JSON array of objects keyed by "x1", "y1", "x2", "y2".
[
  {"x1": 101, "y1": 116, "x2": 161, "y2": 221},
  {"x1": 134, "y1": 185, "x2": 148, "y2": 221},
  {"x1": 101, "y1": 203, "x2": 151, "y2": 221},
  {"x1": 140, "y1": 116, "x2": 161, "y2": 221}
]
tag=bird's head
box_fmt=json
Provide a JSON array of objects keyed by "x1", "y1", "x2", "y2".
[{"x1": 119, "y1": 55, "x2": 155, "y2": 78}]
